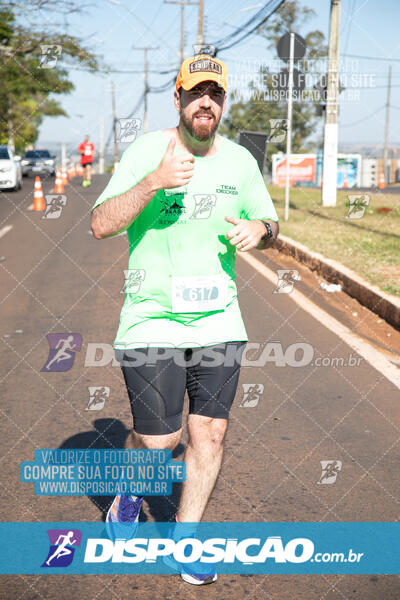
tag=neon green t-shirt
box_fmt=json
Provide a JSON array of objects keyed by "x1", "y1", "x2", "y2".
[{"x1": 92, "y1": 130, "x2": 278, "y2": 350}]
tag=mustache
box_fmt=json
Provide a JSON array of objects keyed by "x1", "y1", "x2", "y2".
[{"x1": 193, "y1": 111, "x2": 215, "y2": 119}]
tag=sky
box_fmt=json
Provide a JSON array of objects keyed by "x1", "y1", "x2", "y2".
[{"x1": 30, "y1": 0, "x2": 400, "y2": 154}]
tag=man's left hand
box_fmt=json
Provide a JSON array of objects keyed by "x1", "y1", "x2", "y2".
[{"x1": 224, "y1": 216, "x2": 266, "y2": 252}]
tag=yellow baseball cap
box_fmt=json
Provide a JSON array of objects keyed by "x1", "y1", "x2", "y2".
[{"x1": 176, "y1": 54, "x2": 228, "y2": 92}]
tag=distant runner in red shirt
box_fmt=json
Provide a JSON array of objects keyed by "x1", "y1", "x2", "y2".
[{"x1": 78, "y1": 135, "x2": 95, "y2": 187}]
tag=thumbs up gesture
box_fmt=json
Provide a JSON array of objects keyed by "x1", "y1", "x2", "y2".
[{"x1": 153, "y1": 136, "x2": 194, "y2": 190}]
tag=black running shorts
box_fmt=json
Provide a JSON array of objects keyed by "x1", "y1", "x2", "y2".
[{"x1": 119, "y1": 341, "x2": 247, "y2": 435}]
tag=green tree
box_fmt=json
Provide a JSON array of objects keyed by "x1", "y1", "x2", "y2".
[
  {"x1": 0, "y1": 4, "x2": 103, "y2": 152},
  {"x1": 220, "y1": 0, "x2": 326, "y2": 166}
]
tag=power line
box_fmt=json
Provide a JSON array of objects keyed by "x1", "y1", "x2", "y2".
[
  {"x1": 105, "y1": 92, "x2": 145, "y2": 149},
  {"x1": 340, "y1": 105, "x2": 385, "y2": 127},
  {"x1": 149, "y1": 76, "x2": 177, "y2": 93},
  {"x1": 126, "y1": 92, "x2": 145, "y2": 118},
  {"x1": 343, "y1": 0, "x2": 356, "y2": 55},
  {"x1": 211, "y1": 0, "x2": 285, "y2": 53},
  {"x1": 341, "y1": 53, "x2": 400, "y2": 62},
  {"x1": 63, "y1": 65, "x2": 177, "y2": 75},
  {"x1": 132, "y1": 46, "x2": 159, "y2": 133},
  {"x1": 164, "y1": 0, "x2": 199, "y2": 65}
]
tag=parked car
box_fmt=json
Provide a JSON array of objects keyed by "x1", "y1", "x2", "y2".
[
  {"x1": 21, "y1": 149, "x2": 56, "y2": 177},
  {"x1": 0, "y1": 145, "x2": 23, "y2": 191}
]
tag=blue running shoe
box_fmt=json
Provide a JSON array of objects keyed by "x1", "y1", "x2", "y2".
[
  {"x1": 106, "y1": 495, "x2": 143, "y2": 541},
  {"x1": 180, "y1": 561, "x2": 217, "y2": 585},
  {"x1": 162, "y1": 523, "x2": 217, "y2": 585}
]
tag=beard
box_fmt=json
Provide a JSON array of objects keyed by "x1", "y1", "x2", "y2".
[{"x1": 180, "y1": 109, "x2": 221, "y2": 141}]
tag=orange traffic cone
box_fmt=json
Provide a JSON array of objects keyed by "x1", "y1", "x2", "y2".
[
  {"x1": 54, "y1": 169, "x2": 64, "y2": 194},
  {"x1": 62, "y1": 166, "x2": 68, "y2": 186},
  {"x1": 68, "y1": 163, "x2": 75, "y2": 179},
  {"x1": 70, "y1": 163, "x2": 76, "y2": 178},
  {"x1": 33, "y1": 176, "x2": 45, "y2": 211},
  {"x1": 378, "y1": 172, "x2": 385, "y2": 189}
]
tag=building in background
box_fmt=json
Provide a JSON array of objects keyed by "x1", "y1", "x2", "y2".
[{"x1": 270, "y1": 152, "x2": 400, "y2": 188}]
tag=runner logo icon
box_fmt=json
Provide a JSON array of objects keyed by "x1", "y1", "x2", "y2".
[
  {"x1": 41, "y1": 333, "x2": 82, "y2": 372},
  {"x1": 317, "y1": 460, "x2": 342, "y2": 485},
  {"x1": 239, "y1": 383, "x2": 264, "y2": 407},
  {"x1": 42, "y1": 195, "x2": 67, "y2": 219},
  {"x1": 190, "y1": 194, "x2": 216, "y2": 219},
  {"x1": 274, "y1": 270, "x2": 300, "y2": 294},
  {"x1": 86, "y1": 386, "x2": 110, "y2": 410},
  {"x1": 121, "y1": 269, "x2": 146, "y2": 294},
  {"x1": 42, "y1": 529, "x2": 82, "y2": 567}
]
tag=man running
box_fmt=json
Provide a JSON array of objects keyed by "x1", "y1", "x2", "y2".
[
  {"x1": 78, "y1": 135, "x2": 95, "y2": 187},
  {"x1": 91, "y1": 53, "x2": 279, "y2": 585}
]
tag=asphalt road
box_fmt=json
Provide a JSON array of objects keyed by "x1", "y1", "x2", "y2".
[{"x1": 1, "y1": 174, "x2": 399, "y2": 600}]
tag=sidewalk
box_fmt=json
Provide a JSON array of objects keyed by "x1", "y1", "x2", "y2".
[
  {"x1": 275, "y1": 233, "x2": 400, "y2": 330},
  {"x1": 269, "y1": 185, "x2": 400, "y2": 324}
]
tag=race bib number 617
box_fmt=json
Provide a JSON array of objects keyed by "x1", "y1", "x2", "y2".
[{"x1": 171, "y1": 275, "x2": 228, "y2": 313}]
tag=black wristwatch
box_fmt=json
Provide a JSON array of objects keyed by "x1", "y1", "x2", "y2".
[{"x1": 260, "y1": 220, "x2": 273, "y2": 241}]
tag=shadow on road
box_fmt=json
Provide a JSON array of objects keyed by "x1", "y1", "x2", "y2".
[{"x1": 58, "y1": 418, "x2": 184, "y2": 523}]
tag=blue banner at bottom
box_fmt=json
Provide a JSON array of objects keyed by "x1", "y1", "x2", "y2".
[{"x1": 0, "y1": 522, "x2": 399, "y2": 574}]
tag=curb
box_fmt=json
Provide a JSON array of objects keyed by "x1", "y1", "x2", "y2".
[{"x1": 275, "y1": 234, "x2": 400, "y2": 331}]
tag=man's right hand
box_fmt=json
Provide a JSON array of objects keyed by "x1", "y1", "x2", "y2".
[{"x1": 152, "y1": 137, "x2": 194, "y2": 190}]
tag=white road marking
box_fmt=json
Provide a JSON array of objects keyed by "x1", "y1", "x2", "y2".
[
  {"x1": 239, "y1": 252, "x2": 400, "y2": 390},
  {"x1": 27, "y1": 203, "x2": 34, "y2": 210},
  {"x1": 0, "y1": 225, "x2": 13, "y2": 239}
]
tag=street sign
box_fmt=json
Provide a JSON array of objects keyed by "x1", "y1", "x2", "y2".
[
  {"x1": 277, "y1": 32, "x2": 306, "y2": 62},
  {"x1": 238, "y1": 131, "x2": 268, "y2": 174}
]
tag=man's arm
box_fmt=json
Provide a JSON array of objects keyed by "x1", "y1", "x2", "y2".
[
  {"x1": 91, "y1": 172, "x2": 160, "y2": 239},
  {"x1": 225, "y1": 217, "x2": 279, "y2": 252},
  {"x1": 91, "y1": 137, "x2": 194, "y2": 239}
]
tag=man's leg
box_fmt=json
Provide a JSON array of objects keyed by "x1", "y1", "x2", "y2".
[
  {"x1": 86, "y1": 163, "x2": 92, "y2": 183},
  {"x1": 125, "y1": 427, "x2": 182, "y2": 452},
  {"x1": 177, "y1": 415, "x2": 227, "y2": 522},
  {"x1": 119, "y1": 347, "x2": 186, "y2": 494},
  {"x1": 124, "y1": 428, "x2": 182, "y2": 497},
  {"x1": 106, "y1": 348, "x2": 186, "y2": 538},
  {"x1": 179, "y1": 341, "x2": 246, "y2": 522}
]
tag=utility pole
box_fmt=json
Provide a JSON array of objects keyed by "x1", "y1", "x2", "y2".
[
  {"x1": 322, "y1": 0, "x2": 341, "y2": 207},
  {"x1": 132, "y1": 47, "x2": 159, "y2": 134},
  {"x1": 197, "y1": 0, "x2": 204, "y2": 45},
  {"x1": 165, "y1": 0, "x2": 200, "y2": 64},
  {"x1": 99, "y1": 117, "x2": 104, "y2": 175},
  {"x1": 111, "y1": 81, "x2": 119, "y2": 167},
  {"x1": 383, "y1": 65, "x2": 392, "y2": 186}
]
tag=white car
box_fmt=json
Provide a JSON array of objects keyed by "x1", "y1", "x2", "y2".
[{"x1": 0, "y1": 145, "x2": 23, "y2": 191}]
